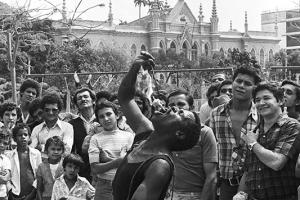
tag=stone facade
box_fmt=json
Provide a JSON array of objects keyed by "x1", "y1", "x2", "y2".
[{"x1": 55, "y1": 0, "x2": 280, "y2": 67}]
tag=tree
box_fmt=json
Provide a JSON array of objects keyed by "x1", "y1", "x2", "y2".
[
  {"x1": 43, "y1": 39, "x2": 129, "y2": 94},
  {"x1": 134, "y1": 0, "x2": 149, "y2": 19}
]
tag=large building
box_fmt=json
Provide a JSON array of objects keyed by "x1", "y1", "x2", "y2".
[
  {"x1": 261, "y1": 8, "x2": 300, "y2": 51},
  {"x1": 56, "y1": 0, "x2": 280, "y2": 67}
]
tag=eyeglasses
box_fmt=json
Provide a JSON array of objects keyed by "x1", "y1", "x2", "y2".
[
  {"x1": 44, "y1": 108, "x2": 59, "y2": 113},
  {"x1": 220, "y1": 88, "x2": 233, "y2": 94}
]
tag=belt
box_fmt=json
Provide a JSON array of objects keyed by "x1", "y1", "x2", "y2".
[{"x1": 220, "y1": 176, "x2": 242, "y2": 186}]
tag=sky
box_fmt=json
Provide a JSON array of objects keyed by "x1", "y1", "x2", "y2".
[{"x1": 1, "y1": 0, "x2": 299, "y2": 31}]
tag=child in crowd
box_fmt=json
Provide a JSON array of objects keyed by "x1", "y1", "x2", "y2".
[
  {"x1": 0, "y1": 102, "x2": 21, "y2": 150},
  {"x1": 51, "y1": 154, "x2": 95, "y2": 200},
  {"x1": 0, "y1": 133, "x2": 11, "y2": 200},
  {"x1": 7, "y1": 123, "x2": 42, "y2": 200},
  {"x1": 37, "y1": 136, "x2": 65, "y2": 200}
]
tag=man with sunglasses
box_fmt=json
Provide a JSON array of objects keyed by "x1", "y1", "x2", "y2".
[
  {"x1": 30, "y1": 93, "x2": 74, "y2": 158},
  {"x1": 281, "y1": 80, "x2": 300, "y2": 121}
]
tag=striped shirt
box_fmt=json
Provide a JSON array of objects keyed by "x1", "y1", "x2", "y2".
[
  {"x1": 88, "y1": 129, "x2": 134, "y2": 180},
  {"x1": 209, "y1": 100, "x2": 258, "y2": 179}
]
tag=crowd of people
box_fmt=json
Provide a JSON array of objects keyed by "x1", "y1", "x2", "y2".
[{"x1": 0, "y1": 52, "x2": 300, "y2": 200}]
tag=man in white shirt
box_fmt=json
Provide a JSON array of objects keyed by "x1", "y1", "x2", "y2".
[{"x1": 30, "y1": 93, "x2": 74, "y2": 158}]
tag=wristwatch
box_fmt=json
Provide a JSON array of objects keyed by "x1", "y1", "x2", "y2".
[{"x1": 248, "y1": 141, "x2": 257, "y2": 151}]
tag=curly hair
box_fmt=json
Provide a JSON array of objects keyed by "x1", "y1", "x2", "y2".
[
  {"x1": 20, "y1": 79, "x2": 40, "y2": 97},
  {"x1": 40, "y1": 93, "x2": 63, "y2": 111},
  {"x1": 0, "y1": 102, "x2": 22, "y2": 120}
]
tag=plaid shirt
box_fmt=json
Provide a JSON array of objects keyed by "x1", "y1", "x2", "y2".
[
  {"x1": 245, "y1": 116, "x2": 300, "y2": 200},
  {"x1": 209, "y1": 100, "x2": 258, "y2": 179}
]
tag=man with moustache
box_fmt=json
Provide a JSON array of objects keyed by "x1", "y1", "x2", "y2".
[{"x1": 210, "y1": 66, "x2": 261, "y2": 200}]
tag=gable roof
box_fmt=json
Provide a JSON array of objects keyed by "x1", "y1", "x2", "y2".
[
  {"x1": 166, "y1": 0, "x2": 197, "y2": 24},
  {"x1": 126, "y1": 0, "x2": 198, "y2": 26}
]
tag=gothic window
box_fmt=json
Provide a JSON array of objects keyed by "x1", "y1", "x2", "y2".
[
  {"x1": 205, "y1": 43, "x2": 209, "y2": 56},
  {"x1": 220, "y1": 48, "x2": 225, "y2": 58},
  {"x1": 170, "y1": 41, "x2": 176, "y2": 53},
  {"x1": 269, "y1": 49, "x2": 274, "y2": 62},
  {"x1": 182, "y1": 42, "x2": 188, "y2": 59},
  {"x1": 131, "y1": 44, "x2": 137, "y2": 58},
  {"x1": 260, "y1": 49, "x2": 264, "y2": 66},
  {"x1": 250, "y1": 48, "x2": 255, "y2": 58},
  {"x1": 227, "y1": 48, "x2": 232, "y2": 59},
  {"x1": 192, "y1": 43, "x2": 198, "y2": 61},
  {"x1": 159, "y1": 41, "x2": 165, "y2": 53},
  {"x1": 141, "y1": 44, "x2": 146, "y2": 51}
]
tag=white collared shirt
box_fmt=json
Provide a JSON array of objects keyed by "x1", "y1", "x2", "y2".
[
  {"x1": 51, "y1": 175, "x2": 95, "y2": 200},
  {"x1": 30, "y1": 119, "x2": 74, "y2": 154},
  {"x1": 6, "y1": 147, "x2": 42, "y2": 195}
]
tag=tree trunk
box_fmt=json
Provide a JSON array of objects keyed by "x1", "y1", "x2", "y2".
[
  {"x1": 139, "y1": 5, "x2": 141, "y2": 19},
  {"x1": 6, "y1": 32, "x2": 17, "y2": 104}
]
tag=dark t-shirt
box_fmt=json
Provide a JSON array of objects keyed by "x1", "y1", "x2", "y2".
[{"x1": 112, "y1": 154, "x2": 174, "y2": 200}]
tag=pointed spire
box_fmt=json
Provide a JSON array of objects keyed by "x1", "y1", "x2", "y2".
[
  {"x1": 230, "y1": 20, "x2": 232, "y2": 31},
  {"x1": 244, "y1": 11, "x2": 249, "y2": 37},
  {"x1": 198, "y1": 3, "x2": 204, "y2": 22},
  {"x1": 108, "y1": 0, "x2": 113, "y2": 26},
  {"x1": 212, "y1": 0, "x2": 217, "y2": 18},
  {"x1": 62, "y1": 0, "x2": 67, "y2": 22}
]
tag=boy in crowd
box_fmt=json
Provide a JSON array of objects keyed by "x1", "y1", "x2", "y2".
[
  {"x1": 7, "y1": 123, "x2": 42, "y2": 200},
  {"x1": 0, "y1": 102, "x2": 21, "y2": 150},
  {"x1": 51, "y1": 154, "x2": 95, "y2": 200},
  {"x1": 0, "y1": 133, "x2": 11, "y2": 200},
  {"x1": 89, "y1": 101, "x2": 133, "y2": 200}
]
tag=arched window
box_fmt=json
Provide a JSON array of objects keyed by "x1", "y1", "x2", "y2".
[
  {"x1": 141, "y1": 44, "x2": 146, "y2": 51},
  {"x1": 260, "y1": 49, "x2": 264, "y2": 66},
  {"x1": 220, "y1": 48, "x2": 225, "y2": 58},
  {"x1": 131, "y1": 44, "x2": 137, "y2": 58},
  {"x1": 192, "y1": 43, "x2": 198, "y2": 61},
  {"x1": 250, "y1": 48, "x2": 255, "y2": 58},
  {"x1": 205, "y1": 43, "x2": 209, "y2": 56},
  {"x1": 170, "y1": 41, "x2": 176, "y2": 53},
  {"x1": 269, "y1": 49, "x2": 274, "y2": 62},
  {"x1": 182, "y1": 42, "x2": 188, "y2": 59}
]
